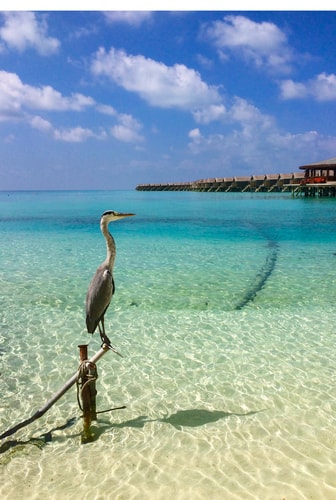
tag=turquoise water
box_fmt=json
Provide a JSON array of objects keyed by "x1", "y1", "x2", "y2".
[{"x1": 1, "y1": 190, "x2": 336, "y2": 499}]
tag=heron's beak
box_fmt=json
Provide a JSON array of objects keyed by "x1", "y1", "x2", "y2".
[
  {"x1": 119, "y1": 213, "x2": 135, "y2": 218},
  {"x1": 113, "y1": 212, "x2": 135, "y2": 221}
]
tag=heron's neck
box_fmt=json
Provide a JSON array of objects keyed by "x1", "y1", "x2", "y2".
[{"x1": 101, "y1": 221, "x2": 116, "y2": 270}]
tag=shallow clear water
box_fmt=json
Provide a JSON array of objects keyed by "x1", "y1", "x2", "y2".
[{"x1": 1, "y1": 190, "x2": 336, "y2": 499}]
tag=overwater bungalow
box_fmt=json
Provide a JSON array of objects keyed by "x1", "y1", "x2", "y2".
[
  {"x1": 251, "y1": 175, "x2": 266, "y2": 191},
  {"x1": 294, "y1": 157, "x2": 336, "y2": 196},
  {"x1": 299, "y1": 157, "x2": 336, "y2": 183}
]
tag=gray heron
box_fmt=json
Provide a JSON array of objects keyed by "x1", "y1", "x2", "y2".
[{"x1": 85, "y1": 210, "x2": 135, "y2": 353}]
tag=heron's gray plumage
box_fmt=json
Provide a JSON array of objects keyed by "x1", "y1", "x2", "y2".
[
  {"x1": 85, "y1": 265, "x2": 115, "y2": 334},
  {"x1": 85, "y1": 210, "x2": 134, "y2": 349}
]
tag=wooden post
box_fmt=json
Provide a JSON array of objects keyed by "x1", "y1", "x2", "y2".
[
  {"x1": 78, "y1": 344, "x2": 99, "y2": 442},
  {"x1": 89, "y1": 369, "x2": 97, "y2": 422},
  {"x1": 78, "y1": 344, "x2": 88, "y2": 362},
  {"x1": 79, "y1": 345, "x2": 98, "y2": 423}
]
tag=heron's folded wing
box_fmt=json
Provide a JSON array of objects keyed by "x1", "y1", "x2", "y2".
[{"x1": 85, "y1": 268, "x2": 113, "y2": 333}]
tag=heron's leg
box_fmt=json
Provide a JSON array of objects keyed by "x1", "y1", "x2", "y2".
[
  {"x1": 101, "y1": 317, "x2": 105, "y2": 335},
  {"x1": 97, "y1": 320, "x2": 122, "y2": 357},
  {"x1": 98, "y1": 319, "x2": 112, "y2": 347}
]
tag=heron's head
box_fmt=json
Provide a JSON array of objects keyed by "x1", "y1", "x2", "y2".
[{"x1": 101, "y1": 210, "x2": 135, "y2": 223}]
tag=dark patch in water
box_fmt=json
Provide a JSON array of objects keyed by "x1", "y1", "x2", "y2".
[{"x1": 235, "y1": 239, "x2": 279, "y2": 310}]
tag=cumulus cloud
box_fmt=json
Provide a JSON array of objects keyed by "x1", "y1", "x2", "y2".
[
  {"x1": 53, "y1": 126, "x2": 103, "y2": 142},
  {"x1": 280, "y1": 72, "x2": 336, "y2": 101},
  {"x1": 30, "y1": 120, "x2": 109, "y2": 143},
  {"x1": 96, "y1": 104, "x2": 117, "y2": 116},
  {"x1": 188, "y1": 96, "x2": 336, "y2": 173},
  {"x1": 30, "y1": 115, "x2": 53, "y2": 132},
  {"x1": 188, "y1": 128, "x2": 202, "y2": 143},
  {"x1": 279, "y1": 79, "x2": 307, "y2": 99},
  {"x1": 202, "y1": 15, "x2": 293, "y2": 73},
  {"x1": 0, "y1": 70, "x2": 144, "y2": 144},
  {"x1": 91, "y1": 47, "x2": 222, "y2": 114},
  {"x1": 0, "y1": 12, "x2": 59, "y2": 55},
  {"x1": 0, "y1": 70, "x2": 94, "y2": 120},
  {"x1": 193, "y1": 104, "x2": 226, "y2": 124},
  {"x1": 111, "y1": 113, "x2": 144, "y2": 143},
  {"x1": 229, "y1": 97, "x2": 274, "y2": 132},
  {"x1": 25, "y1": 87, "x2": 95, "y2": 111},
  {"x1": 103, "y1": 11, "x2": 152, "y2": 26}
]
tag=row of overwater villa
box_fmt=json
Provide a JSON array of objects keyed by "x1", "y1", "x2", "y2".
[{"x1": 136, "y1": 157, "x2": 336, "y2": 196}]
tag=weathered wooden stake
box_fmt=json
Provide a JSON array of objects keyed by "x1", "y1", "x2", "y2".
[
  {"x1": 89, "y1": 370, "x2": 97, "y2": 422},
  {"x1": 78, "y1": 344, "x2": 99, "y2": 441}
]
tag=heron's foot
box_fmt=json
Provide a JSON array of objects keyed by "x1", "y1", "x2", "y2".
[{"x1": 100, "y1": 334, "x2": 123, "y2": 358}]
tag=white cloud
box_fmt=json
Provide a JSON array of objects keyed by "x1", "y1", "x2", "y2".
[
  {"x1": 312, "y1": 73, "x2": 336, "y2": 100},
  {"x1": 30, "y1": 115, "x2": 53, "y2": 132},
  {"x1": 97, "y1": 106, "x2": 144, "y2": 143},
  {"x1": 279, "y1": 79, "x2": 307, "y2": 99},
  {"x1": 280, "y1": 73, "x2": 336, "y2": 101},
  {"x1": 188, "y1": 96, "x2": 336, "y2": 173},
  {"x1": 103, "y1": 11, "x2": 152, "y2": 26},
  {"x1": 188, "y1": 128, "x2": 202, "y2": 143},
  {"x1": 189, "y1": 128, "x2": 201, "y2": 138},
  {"x1": 0, "y1": 12, "x2": 59, "y2": 55},
  {"x1": 53, "y1": 126, "x2": 102, "y2": 143},
  {"x1": 91, "y1": 47, "x2": 222, "y2": 113},
  {"x1": 96, "y1": 104, "x2": 117, "y2": 116},
  {"x1": 25, "y1": 87, "x2": 95, "y2": 111},
  {"x1": 193, "y1": 104, "x2": 226, "y2": 124},
  {"x1": 228, "y1": 97, "x2": 274, "y2": 132},
  {"x1": 111, "y1": 113, "x2": 144, "y2": 143},
  {"x1": 0, "y1": 70, "x2": 144, "y2": 144},
  {"x1": 0, "y1": 70, "x2": 95, "y2": 121},
  {"x1": 203, "y1": 15, "x2": 293, "y2": 73}
]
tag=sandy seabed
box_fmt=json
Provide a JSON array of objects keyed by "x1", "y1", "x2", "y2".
[{"x1": 1, "y1": 309, "x2": 336, "y2": 500}]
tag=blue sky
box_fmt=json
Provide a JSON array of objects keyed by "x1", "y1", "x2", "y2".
[{"x1": 1, "y1": 10, "x2": 336, "y2": 190}]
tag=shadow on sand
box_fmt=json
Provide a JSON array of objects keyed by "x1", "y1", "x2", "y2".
[
  {"x1": 90, "y1": 407, "x2": 263, "y2": 440},
  {"x1": 0, "y1": 416, "x2": 78, "y2": 457},
  {"x1": 0, "y1": 407, "x2": 264, "y2": 451}
]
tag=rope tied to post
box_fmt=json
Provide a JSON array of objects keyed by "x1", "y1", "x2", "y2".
[
  {"x1": 76, "y1": 360, "x2": 98, "y2": 413},
  {"x1": 76, "y1": 359, "x2": 126, "y2": 417}
]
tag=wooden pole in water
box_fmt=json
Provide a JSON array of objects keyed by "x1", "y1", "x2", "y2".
[
  {"x1": 0, "y1": 344, "x2": 110, "y2": 441},
  {"x1": 78, "y1": 344, "x2": 99, "y2": 441},
  {"x1": 79, "y1": 344, "x2": 91, "y2": 439}
]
